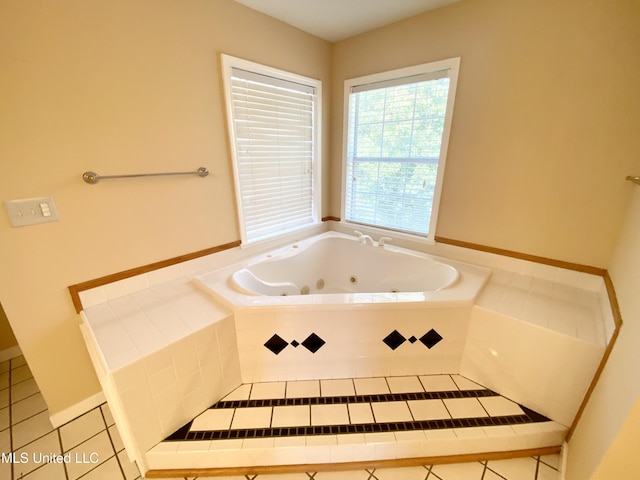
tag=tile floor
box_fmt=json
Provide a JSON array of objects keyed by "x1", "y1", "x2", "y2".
[
  {"x1": 1, "y1": 356, "x2": 562, "y2": 479},
  {"x1": 1, "y1": 356, "x2": 141, "y2": 480}
]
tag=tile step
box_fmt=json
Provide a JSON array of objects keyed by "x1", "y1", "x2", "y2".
[{"x1": 146, "y1": 375, "x2": 567, "y2": 472}]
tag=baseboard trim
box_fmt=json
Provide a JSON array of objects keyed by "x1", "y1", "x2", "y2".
[
  {"x1": 49, "y1": 390, "x2": 106, "y2": 428},
  {"x1": 0, "y1": 345, "x2": 22, "y2": 363}
]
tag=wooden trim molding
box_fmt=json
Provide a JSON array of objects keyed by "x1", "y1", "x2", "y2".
[
  {"x1": 434, "y1": 236, "x2": 607, "y2": 276},
  {"x1": 321, "y1": 216, "x2": 341, "y2": 222},
  {"x1": 144, "y1": 446, "x2": 560, "y2": 478},
  {"x1": 68, "y1": 240, "x2": 240, "y2": 313},
  {"x1": 565, "y1": 271, "x2": 624, "y2": 441}
]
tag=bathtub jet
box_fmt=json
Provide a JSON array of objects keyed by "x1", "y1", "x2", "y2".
[
  {"x1": 195, "y1": 231, "x2": 490, "y2": 309},
  {"x1": 230, "y1": 236, "x2": 460, "y2": 297}
]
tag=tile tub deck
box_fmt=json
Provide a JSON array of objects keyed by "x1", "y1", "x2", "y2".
[{"x1": 76, "y1": 231, "x2": 612, "y2": 477}]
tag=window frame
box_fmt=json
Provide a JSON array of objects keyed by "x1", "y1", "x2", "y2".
[
  {"x1": 340, "y1": 57, "x2": 460, "y2": 244},
  {"x1": 221, "y1": 54, "x2": 322, "y2": 246}
]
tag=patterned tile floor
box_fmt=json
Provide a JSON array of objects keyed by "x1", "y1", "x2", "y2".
[
  {"x1": 161, "y1": 375, "x2": 557, "y2": 449},
  {"x1": 1, "y1": 356, "x2": 561, "y2": 479}
]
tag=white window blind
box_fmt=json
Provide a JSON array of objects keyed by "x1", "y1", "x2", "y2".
[
  {"x1": 223, "y1": 57, "x2": 321, "y2": 244},
  {"x1": 343, "y1": 60, "x2": 459, "y2": 239}
]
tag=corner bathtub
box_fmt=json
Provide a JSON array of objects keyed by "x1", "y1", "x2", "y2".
[
  {"x1": 195, "y1": 232, "x2": 492, "y2": 383},
  {"x1": 232, "y1": 235, "x2": 460, "y2": 297},
  {"x1": 196, "y1": 231, "x2": 490, "y2": 309}
]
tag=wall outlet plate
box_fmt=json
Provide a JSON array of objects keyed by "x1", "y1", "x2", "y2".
[{"x1": 4, "y1": 196, "x2": 60, "y2": 227}]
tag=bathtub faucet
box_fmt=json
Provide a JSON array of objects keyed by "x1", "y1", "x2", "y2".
[
  {"x1": 378, "y1": 237, "x2": 391, "y2": 247},
  {"x1": 354, "y1": 230, "x2": 374, "y2": 245}
]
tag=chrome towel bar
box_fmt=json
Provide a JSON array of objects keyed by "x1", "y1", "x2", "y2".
[
  {"x1": 82, "y1": 167, "x2": 209, "y2": 184},
  {"x1": 626, "y1": 175, "x2": 640, "y2": 186}
]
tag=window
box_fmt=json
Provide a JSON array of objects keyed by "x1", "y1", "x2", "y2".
[
  {"x1": 221, "y1": 55, "x2": 322, "y2": 245},
  {"x1": 341, "y1": 58, "x2": 460, "y2": 241}
]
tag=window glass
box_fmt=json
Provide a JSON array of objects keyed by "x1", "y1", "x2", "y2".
[{"x1": 342, "y1": 59, "x2": 460, "y2": 240}]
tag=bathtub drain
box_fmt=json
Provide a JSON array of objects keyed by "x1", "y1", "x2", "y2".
[{"x1": 349, "y1": 275, "x2": 358, "y2": 285}]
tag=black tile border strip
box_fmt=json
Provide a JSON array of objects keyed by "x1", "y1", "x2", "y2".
[
  {"x1": 165, "y1": 411, "x2": 551, "y2": 442},
  {"x1": 211, "y1": 389, "x2": 499, "y2": 409}
]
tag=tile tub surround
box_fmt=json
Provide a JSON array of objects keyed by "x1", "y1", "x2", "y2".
[
  {"x1": 80, "y1": 279, "x2": 243, "y2": 475},
  {"x1": 75, "y1": 227, "x2": 612, "y2": 475},
  {"x1": 233, "y1": 307, "x2": 472, "y2": 384},
  {"x1": 460, "y1": 307, "x2": 605, "y2": 427},
  {"x1": 146, "y1": 375, "x2": 565, "y2": 475}
]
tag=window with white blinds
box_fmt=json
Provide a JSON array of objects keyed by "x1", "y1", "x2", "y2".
[
  {"x1": 221, "y1": 55, "x2": 321, "y2": 244},
  {"x1": 342, "y1": 58, "x2": 460, "y2": 241}
]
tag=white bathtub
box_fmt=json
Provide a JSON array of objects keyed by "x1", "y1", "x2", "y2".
[
  {"x1": 231, "y1": 236, "x2": 460, "y2": 297},
  {"x1": 195, "y1": 232, "x2": 492, "y2": 383},
  {"x1": 196, "y1": 231, "x2": 490, "y2": 309}
]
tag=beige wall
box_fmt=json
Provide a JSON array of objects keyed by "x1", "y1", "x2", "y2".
[
  {"x1": 0, "y1": 303, "x2": 18, "y2": 352},
  {"x1": 0, "y1": 0, "x2": 330, "y2": 415},
  {"x1": 590, "y1": 397, "x2": 640, "y2": 479},
  {"x1": 566, "y1": 184, "x2": 640, "y2": 479},
  {"x1": 330, "y1": 0, "x2": 640, "y2": 268}
]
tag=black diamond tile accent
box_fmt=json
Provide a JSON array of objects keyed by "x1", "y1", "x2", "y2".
[
  {"x1": 264, "y1": 334, "x2": 288, "y2": 355},
  {"x1": 290, "y1": 340, "x2": 299, "y2": 348},
  {"x1": 301, "y1": 333, "x2": 325, "y2": 353},
  {"x1": 383, "y1": 330, "x2": 406, "y2": 350},
  {"x1": 408, "y1": 336, "x2": 417, "y2": 344},
  {"x1": 419, "y1": 329, "x2": 443, "y2": 349}
]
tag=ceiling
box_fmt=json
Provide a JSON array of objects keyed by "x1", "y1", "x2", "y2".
[{"x1": 233, "y1": 0, "x2": 461, "y2": 42}]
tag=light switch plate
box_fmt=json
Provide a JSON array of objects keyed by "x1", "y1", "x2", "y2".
[{"x1": 4, "y1": 196, "x2": 60, "y2": 227}]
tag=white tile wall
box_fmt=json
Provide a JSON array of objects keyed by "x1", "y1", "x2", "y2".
[
  {"x1": 81, "y1": 281, "x2": 241, "y2": 476},
  {"x1": 475, "y1": 268, "x2": 608, "y2": 347},
  {"x1": 234, "y1": 307, "x2": 471, "y2": 384},
  {"x1": 460, "y1": 306, "x2": 605, "y2": 426}
]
